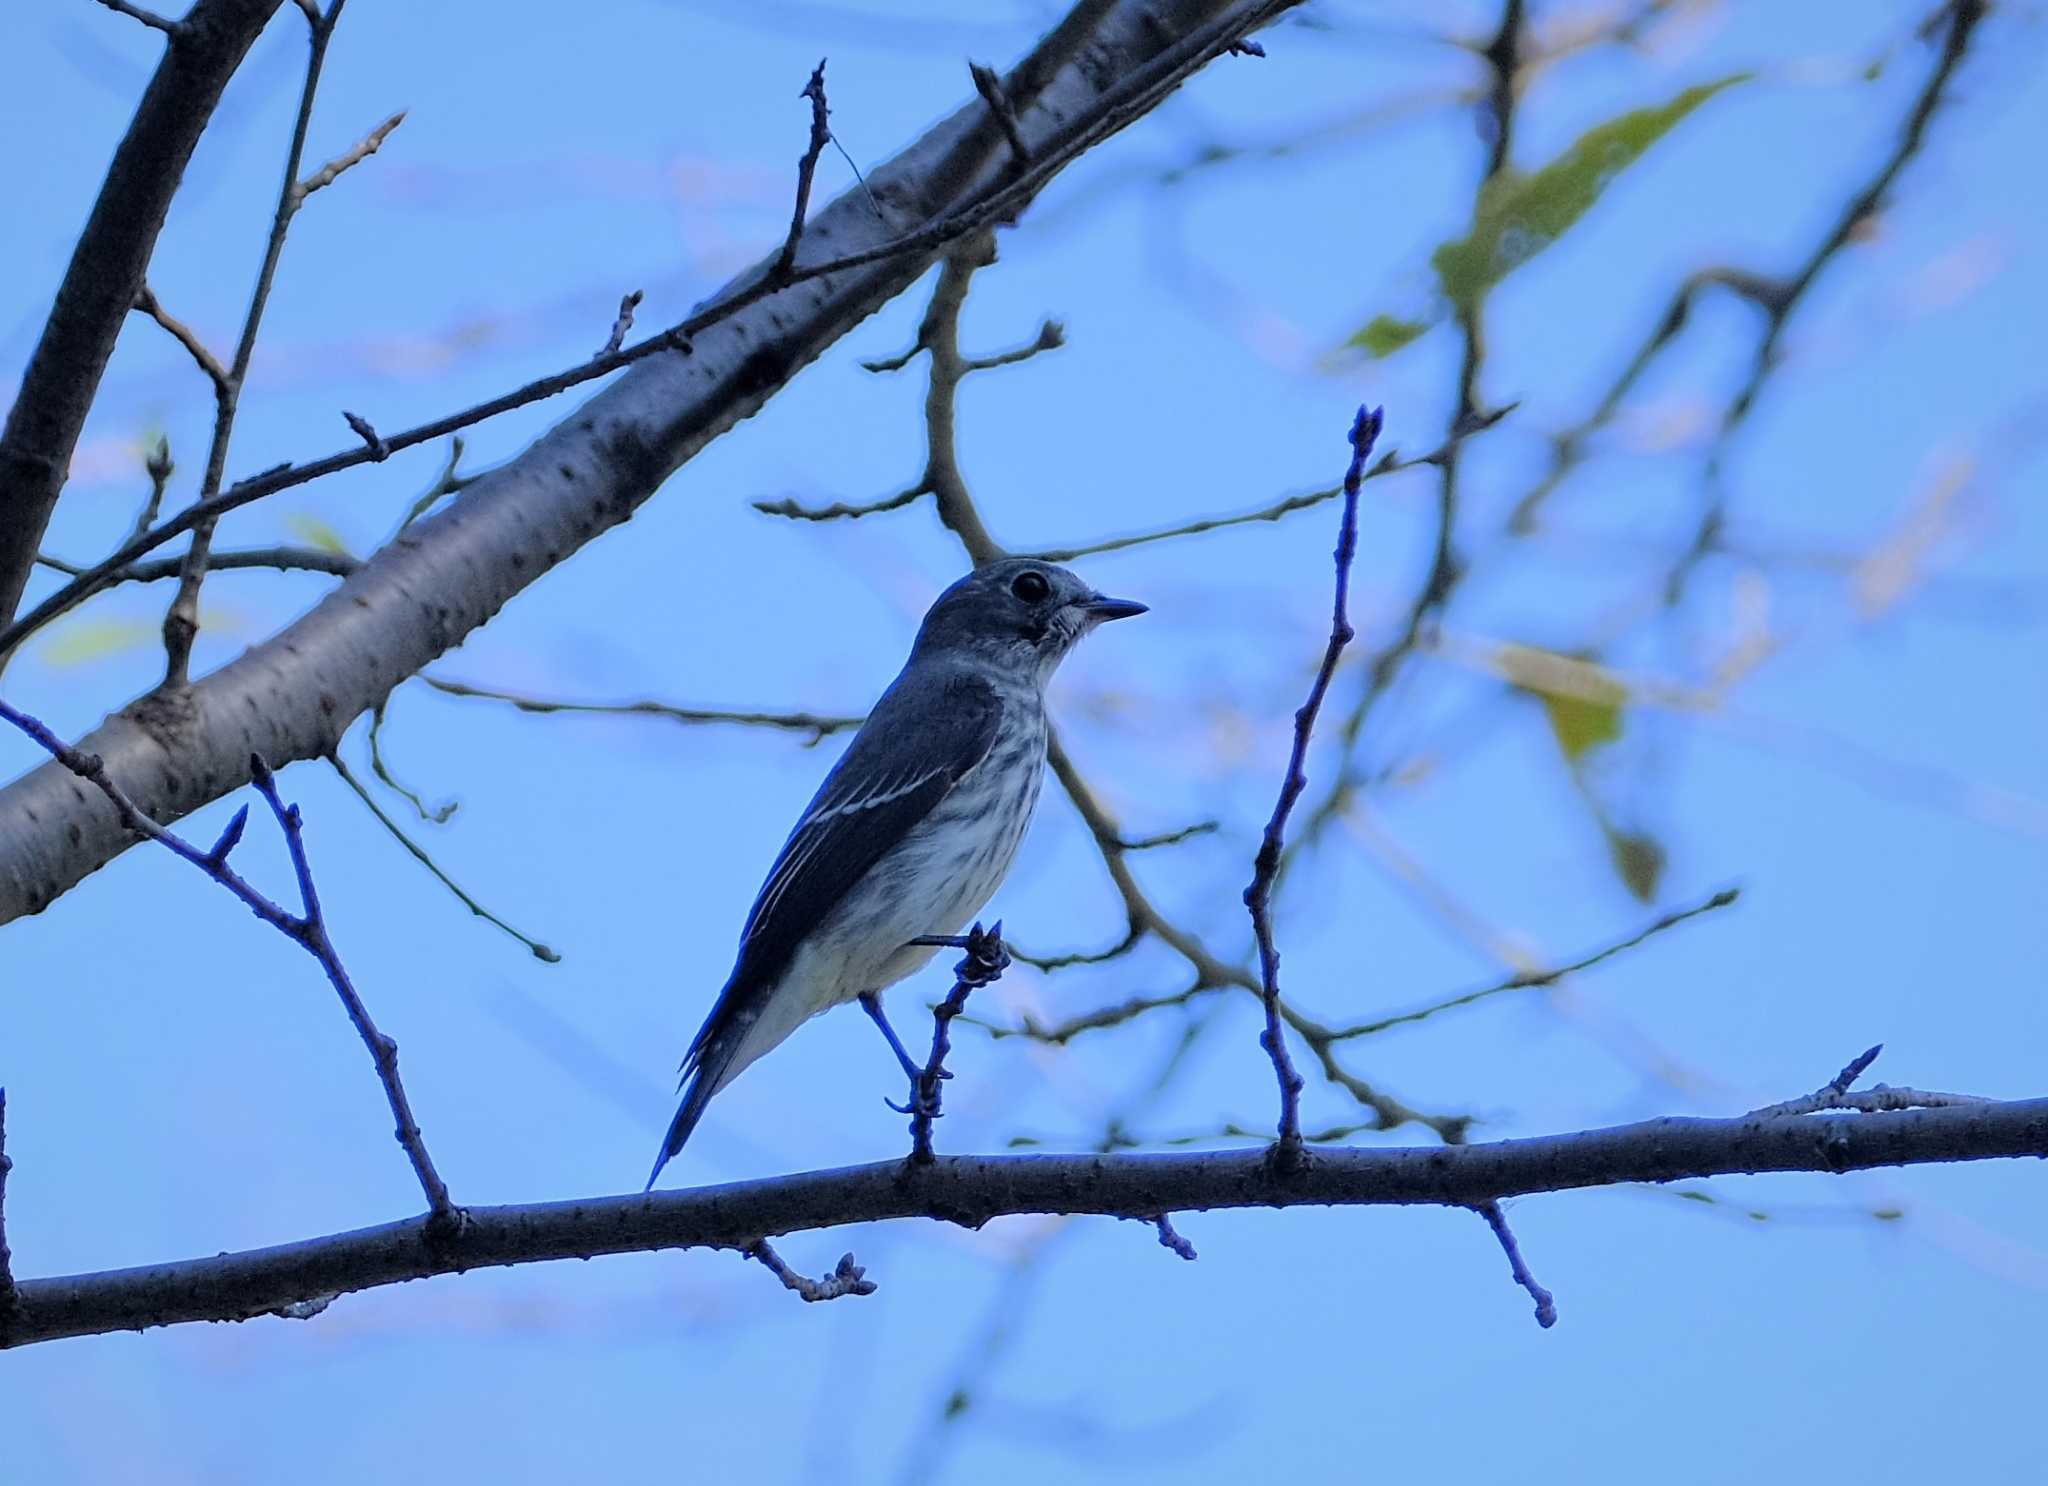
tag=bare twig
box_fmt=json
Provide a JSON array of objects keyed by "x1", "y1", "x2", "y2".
[
  {"x1": 36, "y1": 544, "x2": 357, "y2": 587},
  {"x1": 162, "y1": 0, "x2": 356, "y2": 689},
  {"x1": 1116, "y1": 820, "x2": 1218, "y2": 851},
  {"x1": 394, "y1": 437, "x2": 469, "y2": 532},
  {"x1": 751, "y1": 485, "x2": 929, "y2": 523},
  {"x1": 1244, "y1": 406, "x2": 1384, "y2": 1159},
  {"x1": 962, "y1": 317, "x2": 1066, "y2": 373},
  {"x1": 0, "y1": 698, "x2": 455, "y2": 1223},
  {"x1": 131, "y1": 437, "x2": 175, "y2": 544},
  {"x1": 365, "y1": 701, "x2": 456, "y2": 824},
  {"x1": 91, "y1": 0, "x2": 179, "y2": 32},
  {"x1": 1746, "y1": 1046, "x2": 1991, "y2": 1119},
  {"x1": 0, "y1": 1088, "x2": 14, "y2": 1330},
  {"x1": 1324, "y1": 886, "x2": 1739, "y2": 1041},
  {"x1": 132, "y1": 286, "x2": 230, "y2": 392},
  {"x1": 599, "y1": 290, "x2": 644, "y2": 358},
  {"x1": 970, "y1": 61, "x2": 1032, "y2": 169},
  {"x1": 902, "y1": 924, "x2": 1011, "y2": 1163},
  {"x1": 775, "y1": 59, "x2": 835, "y2": 281},
  {"x1": 327, "y1": 752, "x2": 559, "y2": 962},
  {"x1": 6, "y1": 1094, "x2": 2045, "y2": 1349},
  {"x1": 342, "y1": 410, "x2": 388, "y2": 460},
  {"x1": 1, "y1": 1, "x2": 1302, "y2": 660},
  {"x1": 418, "y1": 674, "x2": 860, "y2": 742},
  {"x1": 743, "y1": 1239, "x2": 877, "y2": 1302},
  {"x1": 293, "y1": 109, "x2": 405, "y2": 201},
  {"x1": 1151, "y1": 1213, "x2": 1198, "y2": 1260},
  {"x1": 1473, "y1": 1200, "x2": 1556, "y2": 1328}
]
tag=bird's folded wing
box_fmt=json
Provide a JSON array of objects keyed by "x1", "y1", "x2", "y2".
[{"x1": 685, "y1": 668, "x2": 1003, "y2": 1064}]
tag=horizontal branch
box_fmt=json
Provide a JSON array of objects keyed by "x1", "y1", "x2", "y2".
[{"x1": 6, "y1": 1097, "x2": 2042, "y2": 1348}]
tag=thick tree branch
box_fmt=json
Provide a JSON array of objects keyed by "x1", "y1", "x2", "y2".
[
  {"x1": 4, "y1": 1097, "x2": 2041, "y2": 1349},
  {"x1": 0, "y1": 0, "x2": 285, "y2": 634},
  {"x1": 0, "y1": 0, "x2": 1299, "y2": 926}
]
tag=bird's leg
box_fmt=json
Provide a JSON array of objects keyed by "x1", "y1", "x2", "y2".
[{"x1": 859, "y1": 991, "x2": 930, "y2": 1090}]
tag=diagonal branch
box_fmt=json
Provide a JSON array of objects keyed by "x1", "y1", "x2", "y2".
[
  {"x1": 0, "y1": 0, "x2": 1304, "y2": 928},
  {"x1": 0, "y1": 699, "x2": 454, "y2": 1223},
  {"x1": 0, "y1": 0, "x2": 285, "y2": 637}
]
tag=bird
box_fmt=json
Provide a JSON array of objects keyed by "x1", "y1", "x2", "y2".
[{"x1": 645, "y1": 558, "x2": 1145, "y2": 1188}]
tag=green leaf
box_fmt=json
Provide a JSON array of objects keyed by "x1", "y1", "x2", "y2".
[
  {"x1": 1432, "y1": 73, "x2": 1750, "y2": 311},
  {"x1": 1604, "y1": 826, "x2": 1667, "y2": 904},
  {"x1": 284, "y1": 512, "x2": 353, "y2": 557},
  {"x1": 1347, "y1": 314, "x2": 1430, "y2": 358},
  {"x1": 1539, "y1": 688, "x2": 1625, "y2": 763},
  {"x1": 40, "y1": 619, "x2": 158, "y2": 667}
]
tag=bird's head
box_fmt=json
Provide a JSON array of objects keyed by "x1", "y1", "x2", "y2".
[{"x1": 913, "y1": 558, "x2": 1146, "y2": 682}]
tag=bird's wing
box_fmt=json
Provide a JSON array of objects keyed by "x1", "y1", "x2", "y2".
[
  {"x1": 646, "y1": 667, "x2": 1005, "y2": 1184},
  {"x1": 714, "y1": 666, "x2": 1004, "y2": 1023},
  {"x1": 659, "y1": 667, "x2": 1003, "y2": 1138}
]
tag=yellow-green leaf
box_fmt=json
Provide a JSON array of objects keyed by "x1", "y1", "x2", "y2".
[
  {"x1": 284, "y1": 512, "x2": 353, "y2": 557},
  {"x1": 40, "y1": 619, "x2": 158, "y2": 667},
  {"x1": 1347, "y1": 314, "x2": 1430, "y2": 358},
  {"x1": 1432, "y1": 73, "x2": 1750, "y2": 311},
  {"x1": 1539, "y1": 688, "x2": 1624, "y2": 763}
]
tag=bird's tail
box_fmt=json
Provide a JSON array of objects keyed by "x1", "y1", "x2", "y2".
[{"x1": 644, "y1": 1018, "x2": 749, "y2": 1191}]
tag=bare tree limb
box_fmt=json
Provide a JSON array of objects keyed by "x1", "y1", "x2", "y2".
[
  {"x1": 0, "y1": 699, "x2": 455, "y2": 1223},
  {"x1": 0, "y1": 0, "x2": 1302, "y2": 926},
  {"x1": 5, "y1": 1095, "x2": 2042, "y2": 1349},
  {"x1": 0, "y1": 0, "x2": 285, "y2": 636}
]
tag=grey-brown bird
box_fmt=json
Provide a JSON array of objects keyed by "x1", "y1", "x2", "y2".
[{"x1": 645, "y1": 558, "x2": 1145, "y2": 1187}]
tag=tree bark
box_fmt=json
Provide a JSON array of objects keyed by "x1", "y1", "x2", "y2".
[
  {"x1": 4, "y1": 1097, "x2": 2042, "y2": 1348},
  {"x1": 0, "y1": 0, "x2": 286, "y2": 633},
  {"x1": 0, "y1": 0, "x2": 1291, "y2": 925}
]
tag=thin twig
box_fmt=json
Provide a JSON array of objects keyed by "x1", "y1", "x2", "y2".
[
  {"x1": 162, "y1": 0, "x2": 352, "y2": 689},
  {"x1": 0, "y1": 697, "x2": 455, "y2": 1223},
  {"x1": 751, "y1": 484, "x2": 929, "y2": 523},
  {"x1": 35, "y1": 544, "x2": 357, "y2": 586},
  {"x1": 366, "y1": 701, "x2": 457, "y2": 824},
  {"x1": 1473, "y1": 1200, "x2": 1557, "y2": 1328},
  {"x1": 1151, "y1": 1212, "x2": 1198, "y2": 1260},
  {"x1": 418, "y1": 674, "x2": 860, "y2": 742},
  {"x1": 0, "y1": 1087, "x2": 15, "y2": 1330},
  {"x1": 1244, "y1": 406, "x2": 1384, "y2": 1160},
  {"x1": 1324, "y1": 886, "x2": 1739, "y2": 1041},
  {"x1": 395, "y1": 437, "x2": 469, "y2": 532},
  {"x1": 131, "y1": 286, "x2": 229, "y2": 392},
  {"x1": 327, "y1": 752, "x2": 559, "y2": 963},
  {"x1": 904, "y1": 924, "x2": 1010, "y2": 1164},
  {"x1": 743, "y1": 1239, "x2": 877, "y2": 1302},
  {"x1": 342, "y1": 410, "x2": 388, "y2": 460},
  {"x1": 599, "y1": 290, "x2": 644, "y2": 358},
  {"x1": 293, "y1": 110, "x2": 405, "y2": 201},
  {"x1": 91, "y1": 0, "x2": 178, "y2": 33},
  {"x1": 775, "y1": 59, "x2": 834, "y2": 281},
  {"x1": 1027, "y1": 410, "x2": 1505, "y2": 563},
  {"x1": 962, "y1": 318, "x2": 1065, "y2": 372},
  {"x1": 969, "y1": 61, "x2": 1032, "y2": 170},
  {"x1": 131, "y1": 437, "x2": 174, "y2": 545}
]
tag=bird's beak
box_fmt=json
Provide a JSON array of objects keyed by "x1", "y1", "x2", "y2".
[{"x1": 1079, "y1": 593, "x2": 1148, "y2": 622}]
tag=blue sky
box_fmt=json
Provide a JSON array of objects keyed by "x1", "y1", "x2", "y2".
[{"x1": 3, "y1": 2, "x2": 2045, "y2": 1481}]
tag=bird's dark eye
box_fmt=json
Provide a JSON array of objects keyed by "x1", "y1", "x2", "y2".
[{"x1": 1010, "y1": 571, "x2": 1051, "y2": 603}]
